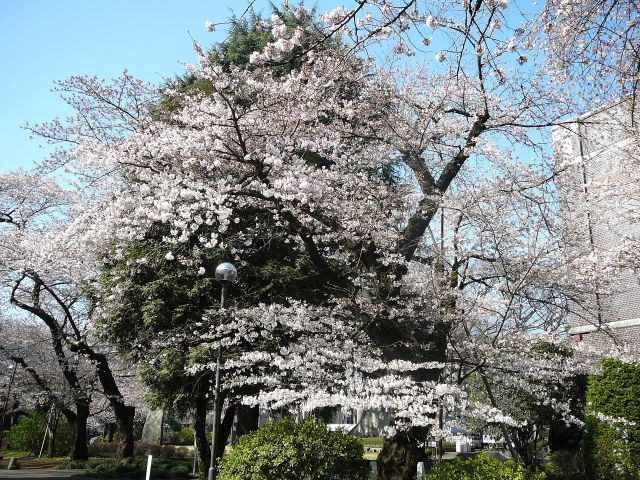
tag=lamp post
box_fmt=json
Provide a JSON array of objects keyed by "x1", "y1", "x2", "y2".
[{"x1": 208, "y1": 262, "x2": 237, "y2": 480}]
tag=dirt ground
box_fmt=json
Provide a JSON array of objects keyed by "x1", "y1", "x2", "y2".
[{"x1": 0, "y1": 457, "x2": 64, "y2": 470}]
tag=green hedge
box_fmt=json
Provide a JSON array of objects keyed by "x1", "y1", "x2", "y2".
[
  {"x1": 63, "y1": 458, "x2": 190, "y2": 479},
  {"x1": 217, "y1": 417, "x2": 369, "y2": 480},
  {"x1": 584, "y1": 359, "x2": 640, "y2": 480},
  {"x1": 7, "y1": 412, "x2": 46, "y2": 454},
  {"x1": 424, "y1": 454, "x2": 545, "y2": 480}
]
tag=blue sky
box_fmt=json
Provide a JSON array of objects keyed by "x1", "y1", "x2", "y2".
[
  {"x1": 1, "y1": 1, "x2": 544, "y2": 174},
  {"x1": 1, "y1": 1, "x2": 336, "y2": 173}
]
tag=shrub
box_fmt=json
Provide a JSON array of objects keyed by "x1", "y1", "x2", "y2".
[
  {"x1": 424, "y1": 454, "x2": 546, "y2": 480},
  {"x1": 217, "y1": 417, "x2": 370, "y2": 480},
  {"x1": 584, "y1": 358, "x2": 640, "y2": 480},
  {"x1": 7, "y1": 412, "x2": 46, "y2": 454},
  {"x1": 59, "y1": 460, "x2": 90, "y2": 470},
  {"x1": 75, "y1": 457, "x2": 191, "y2": 478},
  {"x1": 52, "y1": 418, "x2": 74, "y2": 456},
  {"x1": 172, "y1": 427, "x2": 194, "y2": 445},
  {"x1": 134, "y1": 442, "x2": 190, "y2": 458},
  {"x1": 543, "y1": 450, "x2": 585, "y2": 480},
  {"x1": 89, "y1": 442, "x2": 120, "y2": 457}
]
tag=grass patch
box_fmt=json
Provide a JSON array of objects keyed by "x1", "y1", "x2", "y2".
[
  {"x1": 364, "y1": 451, "x2": 378, "y2": 461},
  {"x1": 359, "y1": 437, "x2": 384, "y2": 448},
  {"x1": 72, "y1": 457, "x2": 191, "y2": 479},
  {"x1": 0, "y1": 450, "x2": 32, "y2": 458}
]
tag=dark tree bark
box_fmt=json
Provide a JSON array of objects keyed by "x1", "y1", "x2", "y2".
[
  {"x1": 214, "y1": 402, "x2": 237, "y2": 461},
  {"x1": 66, "y1": 402, "x2": 89, "y2": 461},
  {"x1": 10, "y1": 275, "x2": 91, "y2": 462},
  {"x1": 192, "y1": 391, "x2": 238, "y2": 480},
  {"x1": 10, "y1": 273, "x2": 136, "y2": 459},
  {"x1": 194, "y1": 392, "x2": 210, "y2": 480},
  {"x1": 312, "y1": 406, "x2": 337, "y2": 424},
  {"x1": 279, "y1": 112, "x2": 489, "y2": 480},
  {"x1": 114, "y1": 405, "x2": 135, "y2": 459},
  {"x1": 366, "y1": 316, "x2": 451, "y2": 480},
  {"x1": 235, "y1": 404, "x2": 259, "y2": 437},
  {"x1": 378, "y1": 428, "x2": 428, "y2": 480},
  {"x1": 67, "y1": 341, "x2": 135, "y2": 458},
  {"x1": 105, "y1": 423, "x2": 117, "y2": 443}
]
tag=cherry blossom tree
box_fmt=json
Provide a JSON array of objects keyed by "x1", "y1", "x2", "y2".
[
  {"x1": 0, "y1": 172, "x2": 141, "y2": 459},
  {"x1": 16, "y1": 1, "x2": 640, "y2": 478},
  {"x1": 0, "y1": 314, "x2": 94, "y2": 458}
]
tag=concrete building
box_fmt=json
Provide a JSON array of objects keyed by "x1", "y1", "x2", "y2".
[{"x1": 553, "y1": 97, "x2": 640, "y2": 353}]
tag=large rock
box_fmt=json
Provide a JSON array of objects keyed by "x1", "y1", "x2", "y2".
[{"x1": 141, "y1": 409, "x2": 163, "y2": 445}]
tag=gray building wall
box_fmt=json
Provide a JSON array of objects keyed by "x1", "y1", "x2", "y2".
[{"x1": 553, "y1": 98, "x2": 640, "y2": 353}]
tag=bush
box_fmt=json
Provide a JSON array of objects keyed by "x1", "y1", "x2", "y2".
[
  {"x1": 217, "y1": 417, "x2": 370, "y2": 480},
  {"x1": 134, "y1": 442, "x2": 190, "y2": 458},
  {"x1": 52, "y1": 418, "x2": 73, "y2": 456},
  {"x1": 424, "y1": 454, "x2": 545, "y2": 480},
  {"x1": 89, "y1": 442, "x2": 120, "y2": 458},
  {"x1": 7, "y1": 412, "x2": 46, "y2": 454},
  {"x1": 75, "y1": 457, "x2": 191, "y2": 478},
  {"x1": 584, "y1": 359, "x2": 640, "y2": 480},
  {"x1": 543, "y1": 450, "x2": 585, "y2": 480},
  {"x1": 172, "y1": 427, "x2": 194, "y2": 445}
]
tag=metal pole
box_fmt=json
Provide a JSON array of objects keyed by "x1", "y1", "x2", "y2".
[
  {"x1": 208, "y1": 283, "x2": 227, "y2": 480},
  {"x1": 38, "y1": 405, "x2": 54, "y2": 459},
  {"x1": 0, "y1": 361, "x2": 18, "y2": 448},
  {"x1": 192, "y1": 428, "x2": 198, "y2": 476}
]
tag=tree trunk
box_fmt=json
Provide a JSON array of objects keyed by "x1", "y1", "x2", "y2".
[
  {"x1": 67, "y1": 341, "x2": 137, "y2": 459},
  {"x1": 372, "y1": 318, "x2": 450, "y2": 480},
  {"x1": 114, "y1": 405, "x2": 135, "y2": 459},
  {"x1": 47, "y1": 412, "x2": 59, "y2": 458},
  {"x1": 70, "y1": 402, "x2": 89, "y2": 461},
  {"x1": 194, "y1": 392, "x2": 210, "y2": 480},
  {"x1": 368, "y1": 316, "x2": 451, "y2": 480},
  {"x1": 312, "y1": 406, "x2": 337, "y2": 424},
  {"x1": 106, "y1": 423, "x2": 117, "y2": 443},
  {"x1": 235, "y1": 404, "x2": 259, "y2": 437},
  {"x1": 214, "y1": 403, "x2": 237, "y2": 461},
  {"x1": 377, "y1": 427, "x2": 428, "y2": 480}
]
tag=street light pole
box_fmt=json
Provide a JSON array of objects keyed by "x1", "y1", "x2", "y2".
[{"x1": 208, "y1": 263, "x2": 237, "y2": 480}]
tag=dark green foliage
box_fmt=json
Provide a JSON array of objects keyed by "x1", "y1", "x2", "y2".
[
  {"x1": 212, "y1": 6, "x2": 330, "y2": 76},
  {"x1": 493, "y1": 343, "x2": 585, "y2": 467},
  {"x1": 99, "y1": 221, "x2": 334, "y2": 413},
  {"x1": 583, "y1": 416, "x2": 624, "y2": 480},
  {"x1": 7, "y1": 412, "x2": 46, "y2": 454},
  {"x1": 134, "y1": 443, "x2": 191, "y2": 458},
  {"x1": 52, "y1": 417, "x2": 73, "y2": 456},
  {"x1": 543, "y1": 450, "x2": 586, "y2": 480},
  {"x1": 424, "y1": 454, "x2": 546, "y2": 480},
  {"x1": 586, "y1": 359, "x2": 640, "y2": 422},
  {"x1": 217, "y1": 417, "x2": 370, "y2": 480},
  {"x1": 88, "y1": 442, "x2": 120, "y2": 458},
  {"x1": 155, "y1": 5, "x2": 332, "y2": 119},
  {"x1": 171, "y1": 427, "x2": 195, "y2": 445},
  {"x1": 98, "y1": 0, "x2": 357, "y2": 428},
  {"x1": 66, "y1": 457, "x2": 191, "y2": 478},
  {"x1": 583, "y1": 358, "x2": 640, "y2": 480},
  {"x1": 548, "y1": 375, "x2": 586, "y2": 453},
  {"x1": 213, "y1": 13, "x2": 273, "y2": 72}
]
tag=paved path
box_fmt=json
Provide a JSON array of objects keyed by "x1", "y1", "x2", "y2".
[{"x1": 0, "y1": 470, "x2": 88, "y2": 479}]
